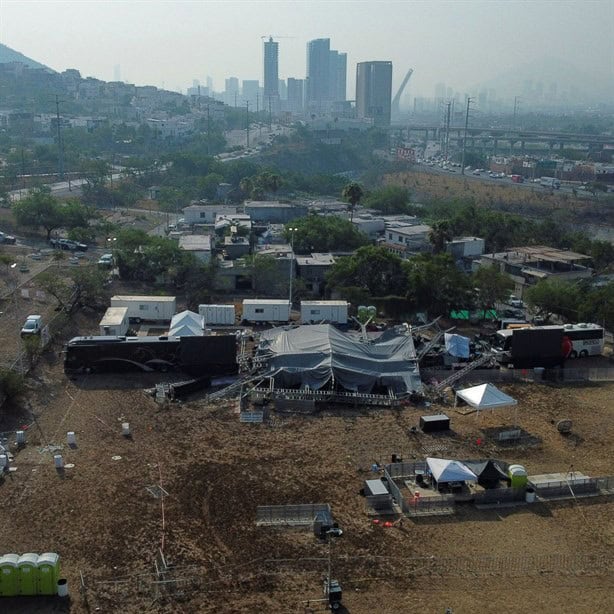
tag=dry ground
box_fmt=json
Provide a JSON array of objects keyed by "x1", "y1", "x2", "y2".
[
  {"x1": 0, "y1": 313, "x2": 613, "y2": 613},
  {"x1": 385, "y1": 170, "x2": 614, "y2": 227}
]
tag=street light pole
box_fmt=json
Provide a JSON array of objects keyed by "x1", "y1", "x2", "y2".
[{"x1": 288, "y1": 227, "x2": 297, "y2": 306}]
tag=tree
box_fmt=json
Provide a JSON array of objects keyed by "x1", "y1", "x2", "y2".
[
  {"x1": 405, "y1": 253, "x2": 473, "y2": 315},
  {"x1": 363, "y1": 186, "x2": 413, "y2": 215},
  {"x1": 250, "y1": 254, "x2": 286, "y2": 295},
  {"x1": 37, "y1": 269, "x2": 74, "y2": 309},
  {"x1": 284, "y1": 215, "x2": 369, "y2": 254},
  {"x1": 525, "y1": 279, "x2": 582, "y2": 321},
  {"x1": 12, "y1": 189, "x2": 64, "y2": 240},
  {"x1": 327, "y1": 246, "x2": 408, "y2": 297},
  {"x1": 473, "y1": 265, "x2": 514, "y2": 312},
  {"x1": 428, "y1": 220, "x2": 453, "y2": 254},
  {"x1": 341, "y1": 182, "x2": 364, "y2": 222}
]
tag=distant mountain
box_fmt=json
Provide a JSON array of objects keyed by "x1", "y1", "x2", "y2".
[
  {"x1": 0, "y1": 42, "x2": 54, "y2": 72},
  {"x1": 475, "y1": 56, "x2": 613, "y2": 104}
]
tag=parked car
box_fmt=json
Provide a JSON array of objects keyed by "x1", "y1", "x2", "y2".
[
  {"x1": 0, "y1": 231, "x2": 16, "y2": 244},
  {"x1": 97, "y1": 253, "x2": 114, "y2": 267},
  {"x1": 50, "y1": 238, "x2": 88, "y2": 251},
  {"x1": 508, "y1": 295, "x2": 524, "y2": 309},
  {"x1": 21, "y1": 315, "x2": 43, "y2": 337}
]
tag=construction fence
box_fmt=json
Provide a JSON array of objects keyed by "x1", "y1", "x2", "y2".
[
  {"x1": 425, "y1": 366, "x2": 614, "y2": 386},
  {"x1": 533, "y1": 475, "x2": 614, "y2": 499},
  {"x1": 256, "y1": 503, "x2": 331, "y2": 527}
]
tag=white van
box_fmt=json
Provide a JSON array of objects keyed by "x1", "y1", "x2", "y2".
[{"x1": 21, "y1": 315, "x2": 43, "y2": 337}]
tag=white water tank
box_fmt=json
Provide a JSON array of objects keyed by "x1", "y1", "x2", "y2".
[
  {"x1": 54, "y1": 455, "x2": 64, "y2": 469},
  {"x1": 122, "y1": 423, "x2": 131, "y2": 436},
  {"x1": 16, "y1": 430, "x2": 26, "y2": 445},
  {"x1": 67, "y1": 432, "x2": 76, "y2": 446}
]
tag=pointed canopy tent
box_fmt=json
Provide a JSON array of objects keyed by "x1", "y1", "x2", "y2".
[
  {"x1": 455, "y1": 383, "x2": 517, "y2": 410},
  {"x1": 169, "y1": 310, "x2": 204, "y2": 337},
  {"x1": 426, "y1": 457, "x2": 478, "y2": 484},
  {"x1": 462, "y1": 459, "x2": 508, "y2": 487}
]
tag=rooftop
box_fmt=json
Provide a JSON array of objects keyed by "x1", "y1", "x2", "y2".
[{"x1": 179, "y1": 235, "x2": 212, "y2": 251}]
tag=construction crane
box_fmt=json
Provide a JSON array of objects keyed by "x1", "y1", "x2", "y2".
[
  {"x1": 260, "y1": 35, "x2": 295, "y2": 41},
  {"x1": 392, "y1": 68, "x2": 414, "y2": 119}
]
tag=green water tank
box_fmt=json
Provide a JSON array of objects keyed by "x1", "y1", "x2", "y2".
[
  {"x1": 37, "y1": 553, "x2": 60, "y2": 595},
  {"x1": 0, "y1": 554, "x2": 20, "y2": 596},
  {"x1": 17, "y1": 553, "x2": 38, "y2": 596}
]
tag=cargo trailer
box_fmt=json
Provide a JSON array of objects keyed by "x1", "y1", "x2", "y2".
[
  {"x1": 300, "y1": 300, "x2": 348, "y2": 324},
  {"x1": 242, "y1": 299, "x2": 290, "y2": 323},
  {"x1": 110, "y1": 295, "x2": 176, "y2": 323},
  {"x1": 198, "y1": 304, "x2": 236, "y2": 326}
]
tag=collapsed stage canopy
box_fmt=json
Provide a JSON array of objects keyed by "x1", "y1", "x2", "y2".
[{"x1": 257, "y1": 324, "x2": 422, "y2": 395}]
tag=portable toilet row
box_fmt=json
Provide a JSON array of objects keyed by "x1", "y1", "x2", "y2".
[{"x1": 0, "y1": 552, "x2": 60, "y2": 596}]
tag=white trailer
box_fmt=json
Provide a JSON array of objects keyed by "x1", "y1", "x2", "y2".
[
  {"x1": 300, "y1": 300, "x2": 349, "y2": 324},
  {"x1": 99, "y1": 307, "x2": 129, "y2": 336},
  {"x1": 242, "y1": 299, "x2": 290, "y2": 323},
  {"x1": 198, "y1": 304, "x2": 236, "y2": 326},
  {"x1": 110, "y1": 295, "x2": 176, "y2": 323}
]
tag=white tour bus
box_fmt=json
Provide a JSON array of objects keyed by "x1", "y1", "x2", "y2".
[
  {"x1": 492, "y1": 323, "x2": 604, "y2": 359},
  {"x1": 561, "y1": 323, "x2": 605, "y2": 358}
]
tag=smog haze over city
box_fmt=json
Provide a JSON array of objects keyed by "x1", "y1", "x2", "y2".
[{"x1": 1, "y1": 0, "x2": 612, "y2": 106}]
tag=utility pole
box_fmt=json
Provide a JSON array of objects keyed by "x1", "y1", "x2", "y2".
[
  {"x1": 245, "y1": 101, "x2": 250, "y2": 149},
  {"x1": 460, "y1": 97, "x2": 473, "y2": 175},
  {"x1": 55, "y1": 95, "x2": 65, "y2": 181},
  {"x1": 206, "y1": 105, "x2": 211, "y2": 156},
  {"x1": 268, "y1": 96, "x2": 272, "y2": 132},
  {"x1": 444, "y1": 101, "x2": 452, "y2": 162}
]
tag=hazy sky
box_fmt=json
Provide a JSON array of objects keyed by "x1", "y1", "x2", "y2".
[{"x1": 1, "y1": 0, "x2": 612, "y2": 99}]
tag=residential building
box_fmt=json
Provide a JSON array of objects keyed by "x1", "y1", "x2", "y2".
[
  {"x1": 381, "y1": 222, "x2": 432, "y2": 257},
  {"x1": 296, "y1": 252, "x2": 336, "y2": 295},
  {"x1": 356, "y1": 61, "x2": 393, "y2": 127},
  {"x1": 183, "y1": 204, "x2": 237, "y2": 225},
  {"x1": 478, "y1": 246, "x2": 593, "y2": 297},
  {"x1": 222, "y1": 235, "x2": 251, "y2": 260},
  {"x1": 446, "y1": 236, "x2": 486, "y2": 273},
  {"x1": 179, "y1": 234, "x2": 213, "y2": 262},
  {"x1": 244, "y1": 201, "x2": 308, "y2": 224}
]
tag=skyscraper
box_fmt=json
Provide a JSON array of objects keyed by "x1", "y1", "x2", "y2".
[
  {"x1": 263, "y1": 37, "x2": 279, "y2": 100},
  {"x1": 329, "y1": 50, "x2": 347, "y2": 102},
  {"x1": 356, "y1": 61, "x2": 393, "y2": 127},
  {"x1": 287, "y1": 78, "x2": 305, "y2": 113},
  {"x1": 306, "y1": 38, "x2": 330, "y2": 109}
]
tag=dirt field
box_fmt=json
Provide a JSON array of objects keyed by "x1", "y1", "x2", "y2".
[{"x1": 0, "y1": 312, "x2": 613, "y2": 613}]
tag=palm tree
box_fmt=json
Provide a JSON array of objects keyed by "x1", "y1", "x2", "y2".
[
  {"x1": 342, "y1": 182, "x2": 364, "y2": 222},
  {"x1": 428, "y1": 220, "x2": 453, "y2": 254}
]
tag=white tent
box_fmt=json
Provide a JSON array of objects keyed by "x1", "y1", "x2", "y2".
[
  {"x1": 426, "y1": 457, "x2": 477, "y2": 483},
  {"x1": 455, "y1": 383, "x2": 517, "y2": 410},
  {"x1": 169, "y1": 310, "x2": 204, "y2": 337}
]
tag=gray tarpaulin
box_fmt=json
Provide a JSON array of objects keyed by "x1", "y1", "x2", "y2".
[{"x1": 257, "y1": 325, "x2": 422, "y2": 394}]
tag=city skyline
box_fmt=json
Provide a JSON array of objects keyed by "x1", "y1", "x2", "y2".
[{"x1": 0, "y1": 0, "x2": 612, "y2": 104}]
